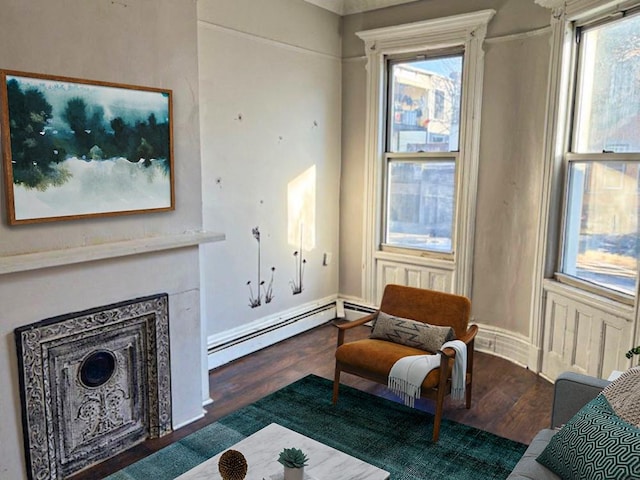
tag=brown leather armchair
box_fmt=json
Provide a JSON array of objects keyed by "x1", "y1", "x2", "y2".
[{"x1": 332, "y1": 284, "x2": 477, "y2": 442}]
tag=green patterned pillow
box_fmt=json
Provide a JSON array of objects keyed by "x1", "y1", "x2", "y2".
[
  {"x1": 536, "y1": 394, "x2": 640, "y2": 479},
  {"x1": 370, "y1": 311, "x2": 454, "y2": 352}
]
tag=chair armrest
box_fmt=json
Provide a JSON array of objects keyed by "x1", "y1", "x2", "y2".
[
  {"x1": 551, "y1": 372, "x2": 610, "y2": 428},
  {"x1": 333, "y1": 312, "x2": 377, "y2": 331},
  {"x1": 438, "y1": 325, "x2": 477, "y2": 358},
  {"x1": 333, "y1": 312, "x2": 377, "y2": 347},
  {"x1": 457, "y1": 324, "x2": 478, "y2": 345}
]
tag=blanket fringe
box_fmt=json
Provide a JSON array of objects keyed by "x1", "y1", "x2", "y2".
[
  {"x1": 388, "y1": 340, "x2": 467, "y2": 408},
  {"x1": 388, "y1": 377, "x2": 422, "y2": 408}
]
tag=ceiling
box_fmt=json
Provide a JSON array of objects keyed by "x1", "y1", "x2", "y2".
[{"x1": 304, "y1": 0, "x2": 420, "y2": 15}]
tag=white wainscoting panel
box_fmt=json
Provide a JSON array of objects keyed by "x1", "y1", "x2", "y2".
[
  {"x1": 375, "y1": 259, "x2": 453, "y2": 302},
  {"x1": 541, "y1": 283, "x2": 634, "y2": 380}
]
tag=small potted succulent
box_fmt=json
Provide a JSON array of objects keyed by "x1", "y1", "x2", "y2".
[
  {"x1": 626, "y1": 345, "x2": 640, "y2": 365},
  {"x1": 277, "y1": 447, "x2": 308, "y2": 480}
]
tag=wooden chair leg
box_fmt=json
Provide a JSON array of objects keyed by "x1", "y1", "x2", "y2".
[
  {"x1": 466, "y1": 338, "x2": 474, "y2": 409},
  {"x1": 332, "y1": 366, "x2": 341, "y2": 404},
  {"x1": 432, "y1": 355, "x2": 449, "y2": 442},
  {"x1": 433, "y1": 394, "x2": 445, "y2": 442}
]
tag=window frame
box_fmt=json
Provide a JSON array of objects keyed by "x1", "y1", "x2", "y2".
[
  {"x1": 555, "y1": 10, "x2": 640, "y2": 304},
  {"x1": 355, "y1": 10, "x2": 495, "y2": 302},
  {"x1": 381, "y1": 152, "x2": 459, "y2": 259},
  {"x1": 381, "y1": 50, "x2": 464, "y2": 258}
]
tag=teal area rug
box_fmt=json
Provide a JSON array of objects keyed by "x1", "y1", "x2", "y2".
[{"x1": 107, "y1": 375, "x2": 526, "y2": 480}]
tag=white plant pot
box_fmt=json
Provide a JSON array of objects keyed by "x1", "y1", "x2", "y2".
[{"x1": 283, "y1": 466, "x2": 304, "y2": 480}]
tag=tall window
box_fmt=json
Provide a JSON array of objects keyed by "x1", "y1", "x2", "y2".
[
  {"x1": 384, "y1": 54, "x2": 463, "y2": 254},
  {"x1": 357, "y1": 10, "x2": 493, "y2": 300},
  {"x1": 560, "y1": 12, "x2": 640, "y2": 298}
]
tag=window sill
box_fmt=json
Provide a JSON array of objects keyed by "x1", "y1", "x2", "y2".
[
  {"x1": 375, "y1": 248, "x2": 454, "y2": 269},
  {"x1": 553, "y1": 273, "x2": 634, "y2": 306},
  {"x1": 543, "y1": 277, "x2": 634, "y2": 319}
]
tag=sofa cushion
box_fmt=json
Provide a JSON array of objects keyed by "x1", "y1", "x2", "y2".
[
  {"x1": 602, "y1": 366, "x2": 640, "y2": 427},
  {"x1": 370, "y1": 311, "x2": 454, "y2": 353},
  {"x1": 536, "y1": 394, "x2": 640, "y2": 480},
  {"x1": 507, "y1": 429, "x2": 559, "y2": 480}
]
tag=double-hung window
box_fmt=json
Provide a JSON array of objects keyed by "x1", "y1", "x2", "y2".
[
  {"x1": 383, "y1": 51, "x2": 463, "y2": 254},
  {"x1": 384, "y1": 52, "x2": 463, "y2": 255},
  {"x1": 559, "y1": 11, "x2": 640, "y2": 299},
  {"x1": 356, "y1": 10, "x2": 493, "y2": 300}
]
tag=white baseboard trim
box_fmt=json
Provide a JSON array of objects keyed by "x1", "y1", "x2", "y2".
[
  {"x1": 173, "y1": 410, "x2": 205, "y2": 430},
  {"x1": 474, "y1": 323, "x2": 531, "y2": 368},
  {"x1": 207, "y1": 295, "x2": 337, "y2": 370},
  {"x1": 342, "y1": 298, "x2": 376, "y2": 320}
]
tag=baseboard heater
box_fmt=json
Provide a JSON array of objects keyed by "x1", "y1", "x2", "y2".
[
  {"x1": 343, "y1": 301, "x2": 376, "y2": 315},
  {"x1": 207, "y1": 303, "x2": 336, "y2": 355}
]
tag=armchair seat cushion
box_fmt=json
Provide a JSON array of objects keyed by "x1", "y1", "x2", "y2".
[{"x1": 335, "y1": 338, "x2": 452, "y2": 390}]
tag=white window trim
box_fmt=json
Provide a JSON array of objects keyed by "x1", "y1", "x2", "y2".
[
  {"x1": 530, "y1": 0, "x2": 640, "y2": 371},
  {"x1": 356, "y1": 10, "x2": 495, "y2": 303}
]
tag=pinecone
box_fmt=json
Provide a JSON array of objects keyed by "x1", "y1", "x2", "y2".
[{"x1": 218, "y1": 449, "x2": 248, "y2": 480}]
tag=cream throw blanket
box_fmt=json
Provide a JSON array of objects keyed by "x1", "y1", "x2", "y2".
[{"x1": 388, "y1": 340, "x2": 467, "y2": 408}]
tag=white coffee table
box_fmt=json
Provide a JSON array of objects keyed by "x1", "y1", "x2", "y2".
[{"x1": 176, "y1": 423, "x2": 389, "y2": 480}]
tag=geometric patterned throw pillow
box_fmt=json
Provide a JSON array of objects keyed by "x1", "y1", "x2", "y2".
[
  {"x1": 370, "y1": 311, "x2": 454, "y2": 353},
  {"x1": 536, "y1": 394, "x2": 640, "y2": 480}
]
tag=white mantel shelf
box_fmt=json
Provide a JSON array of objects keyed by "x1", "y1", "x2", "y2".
[{"x1": 0, "y1": 231, "x2": 225, "y2": 275}]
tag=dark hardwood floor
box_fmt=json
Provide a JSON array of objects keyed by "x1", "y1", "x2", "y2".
[{"x1": 71, "y1": 322, "x2": 554, "y2": 479}]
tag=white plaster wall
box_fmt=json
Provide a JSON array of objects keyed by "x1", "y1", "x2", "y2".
[
  {"x1": 0, "y1": 0, "x2": 203, "y2": 252},
  {"x1": 473, "y1": 34, "x2": 551, "y2": 336},
  {"x1": 339, "y1": 0, "x2": 552, "y2": 336},
  {"x1": 0, "y1": 2, "x2": 206, "y2": 478},
  {"x1": 198, "y1": 1, "x2": 342, "y2": 337},
  {"x1": 339, "y1": 58, "x2": 367, "y2": 300}
]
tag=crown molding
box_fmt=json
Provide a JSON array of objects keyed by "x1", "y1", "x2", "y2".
[{"x1": 304, "y1": 0, "x2": 419, "y2": 15}]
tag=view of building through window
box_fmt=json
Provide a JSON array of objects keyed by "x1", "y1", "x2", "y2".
[
  {"x1": 562, "y1": 13, "x2": 640, "y2": 296},
  {"x1": 388, "y1": 55, "x2": 462, "y2": 153},
  {"x1": 564, "y1": 162, "x2": 639, "y2": 295},
  {"x1": 386, "y1": 160, "x2": 455, "y2": 252},
  {"x1": 385, "y1": 55, "x2": 462, "y2": 253}
]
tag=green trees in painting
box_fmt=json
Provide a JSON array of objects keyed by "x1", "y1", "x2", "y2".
[
  {"x1": 6, "y1": 79, "x2": 67, "y2": 189},
  {"x1": 6, "y1": 78, "x2": 170, "y2": 190}
]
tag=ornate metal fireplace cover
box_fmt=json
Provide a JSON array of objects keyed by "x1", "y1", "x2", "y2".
[{"x1": 15, "y1": 294, "x2": 172, "y2": 480}]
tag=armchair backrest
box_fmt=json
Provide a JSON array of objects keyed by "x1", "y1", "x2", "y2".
[{"x1": 378, "y1": 284, "x2": 471, "y2": 339}]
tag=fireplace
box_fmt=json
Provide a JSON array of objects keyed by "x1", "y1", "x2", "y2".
[{"x1": 15, "y1": 294, "x2": 172, "y2": 480}]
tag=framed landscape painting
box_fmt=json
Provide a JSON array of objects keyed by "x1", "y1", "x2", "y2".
[{"x1": 0, "y1": 70, "x2": 174, "y2": 225}]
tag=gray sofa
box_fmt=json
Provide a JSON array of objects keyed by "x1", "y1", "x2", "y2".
[{"x1": 508, "y1": 371, "x2": 610, "y2": 480}]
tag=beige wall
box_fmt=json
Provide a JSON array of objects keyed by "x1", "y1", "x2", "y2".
[
  {"x1": 198, "y1": 0, "x2": 343, "y2": 337},
  {"x1": 0, "y1": 1, "x2": 205, "y2": 478},
  {"x1": 473, "y1": 33, "x2": 551, "y2": 335},
  {"x1": 339, "y1": 0, "x2": 552, "y2": 336},
  {"x1": 339, "y1": 58, "x2": 367, "y2": 302}
]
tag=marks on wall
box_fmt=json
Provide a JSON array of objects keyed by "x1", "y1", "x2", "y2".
[
  {"x1": 290, "y1": 225, "x2": 307, "y2": 295},
  {"x1": 245, "y1": 224, "x2": 312, "y2": 307},
  {"x1": 242, "y1": 163, "x2": 318, "y2": 308},
  {"x1": 246, "y1": 226, "x2": 275, "y2": 308}
]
